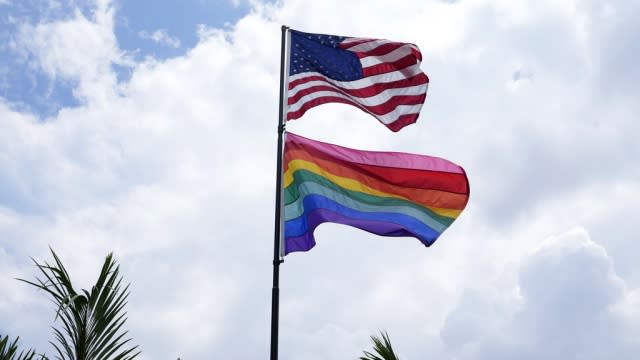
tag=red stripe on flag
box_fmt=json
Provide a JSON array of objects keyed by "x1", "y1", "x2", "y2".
[
  {"x1": 287, "y1": 93, "x2": 426, "y2": 120},
  {"x1": 386, "y1": 114, "x2": 419, "y2": 132},
  {"x1": 352, "y1": 42, "x2": 406, "y2": 57},
  {"x1": 285, "y1": 146, "x2": 469, "y2": 194}
]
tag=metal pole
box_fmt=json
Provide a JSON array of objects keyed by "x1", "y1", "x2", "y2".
[{"x1": 270, "y1": 24, "x2": 289, "y2": 360}]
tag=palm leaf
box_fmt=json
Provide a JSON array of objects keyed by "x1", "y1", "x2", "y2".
[
  {"x1": 359, "y1": 331, "x2": 400, "y2": 360},
  {"x1": 18, "y1": 248, "x2": 140, "y2": 360},
  {"x1": 0, "y1": 334, "x2": 48, "y2": 360}
]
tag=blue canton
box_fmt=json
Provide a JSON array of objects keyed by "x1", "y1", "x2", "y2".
[{"x1": 289, "y1": 30, "x2": 363, "y2": 81}]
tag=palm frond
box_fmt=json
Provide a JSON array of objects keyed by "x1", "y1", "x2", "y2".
[
  {"x1": 0, "y1": 334, "x2": 48, "y2": 360},
  {"x1": 18, "y1": 248, "x2": 140, "y2": 360},
  {"x1": 359, "y1": 331, "x2": 400, "y2": 360}
]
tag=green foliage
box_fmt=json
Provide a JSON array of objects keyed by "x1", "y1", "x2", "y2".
[
  {"x1": 0, "y1": 334, "x2": 47, "y2": 360},
  {"x1": 19, "y1": 248, "x2": 140, "y2": 360},
  {"x1": 359, "y1": 331, "x2": 400, "y2": 360}
]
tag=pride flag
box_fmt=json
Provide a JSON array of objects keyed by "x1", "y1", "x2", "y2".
[{"x1": 283, "y1": 132, "x2": 470, "y2": 255}]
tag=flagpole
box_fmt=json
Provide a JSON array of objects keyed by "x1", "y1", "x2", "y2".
[{"x1": 271, "y1": 24, "x2": 289, "y2": 360}]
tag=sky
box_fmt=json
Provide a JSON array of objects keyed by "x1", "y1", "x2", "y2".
[{"x1": 0, "y1": 0, "x2": 639, "y2": 359}]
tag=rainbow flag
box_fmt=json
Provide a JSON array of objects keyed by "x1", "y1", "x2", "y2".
[{"x1": 283, "y1": 132, "x2": 470, "y2": 255}]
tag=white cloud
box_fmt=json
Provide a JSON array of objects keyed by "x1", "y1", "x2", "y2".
[
  {"x1": 0, "y1": 0, "x2": 639, "y2": 359},
  {"x1": 138, "y1": 29, "x2": 181, "y2": 48},
  {"x1": 11, "y1": 0, "x2": 131, "y2": 105},
  {"x1": 441, "y1": 228, "x2": 639, "y2": 359}
]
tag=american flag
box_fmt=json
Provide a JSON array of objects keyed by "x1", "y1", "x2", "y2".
[{"x1": 286, "y1": 29, "x2": 429, "y2": 132}]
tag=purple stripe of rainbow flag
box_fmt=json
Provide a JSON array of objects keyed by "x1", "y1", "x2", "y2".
[{"x1": 283, "y1": 132, "x2": 470, "y2": 255}]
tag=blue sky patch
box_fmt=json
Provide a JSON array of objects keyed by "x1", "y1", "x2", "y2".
[{"x1": 0, "y1": 0, "x2": 251, "y2": 118}]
